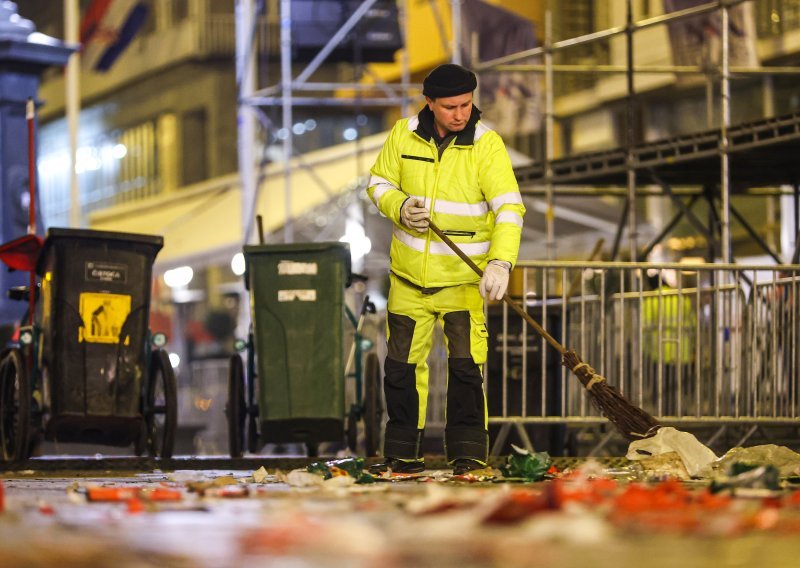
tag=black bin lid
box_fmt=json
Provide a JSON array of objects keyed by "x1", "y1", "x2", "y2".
[{"x1": 38, "y1": 228, "x2": 164, "y2": 274}]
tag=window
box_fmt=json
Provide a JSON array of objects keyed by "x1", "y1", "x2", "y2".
[{"x1": 181, "y1": 109, "x2": 208, "y2": 186}]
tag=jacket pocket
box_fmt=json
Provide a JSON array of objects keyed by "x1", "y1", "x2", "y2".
[{"x1": 442, "y1": 230, "x2": 476, "y2": 238}]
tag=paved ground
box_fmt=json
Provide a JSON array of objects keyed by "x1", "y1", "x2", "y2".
[{"x1": 2, "y1": 455, "x2": 800, "y2": 568}]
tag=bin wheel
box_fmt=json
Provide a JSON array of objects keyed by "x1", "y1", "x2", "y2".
[
  {"x1": 145, "y1": 349, "x2": 177, "y2": 459},
  {"x1": 0, "y1": 349, "x2": 32, "y2": 463},
  {"x1": 346, "y1": 406, "x2": 358, "y2": 453},
  {"x1": 227, "y1": 354, "x2": 246, "y2": 458},
  {"x1": 363, "y1": 352, "x2": 383, "y2": 457}
]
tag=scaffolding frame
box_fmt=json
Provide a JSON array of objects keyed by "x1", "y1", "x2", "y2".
[
  {"x1": 471, "y1": 0, "x2": 800, "y2": 265},
  {"x1": 235, "y1": 0, "x2": 800, "y2": 263},
  {"x1": 235, "y1": 0, "x2": 457, "y2": 245}
]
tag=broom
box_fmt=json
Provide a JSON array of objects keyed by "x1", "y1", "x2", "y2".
[{"x1": 428, "y1": 221, "x2": 660, "y2": 441}]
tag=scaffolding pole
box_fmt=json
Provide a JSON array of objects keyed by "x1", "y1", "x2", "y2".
[
  {"x1": 544, "y1": 7, "x2": 554, "y2": 260},
  {"x1": 451, "y1": 0, "x2": 462, "y2": 64},
  {"x1": 280, "y1": 0, "x2": 293, "y2": 242},
  {"x1": 236, "y1": 0, "x2": 257, "y2": 245},
  {"x1": 399, "y1": 0, "x2": 411, "y2": 117},
  {"x1": 721, "y1": 1, "x2": 732, "y2": 263},
  {"x1": 625, "y1": 0, "x2": 637, "y2": 262}
]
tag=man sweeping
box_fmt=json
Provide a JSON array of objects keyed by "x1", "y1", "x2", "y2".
[{"x1": 366, "y1": 63, "x2": 526, "y2": 475}]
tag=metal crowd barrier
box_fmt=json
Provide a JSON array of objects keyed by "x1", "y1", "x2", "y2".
[{"x1": 485, "y1": 261, "x2": 800, "y2": 453}]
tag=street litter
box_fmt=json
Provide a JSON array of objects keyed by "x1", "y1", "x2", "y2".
[
  {"x1": 279, "y1": 469, "x2": 325, "y2": 487},
  {"x1": 307, "y1": 457, "x2": 376, "y2": 484},
  {"x1": 711, "y1": 445, "x2": 800, "y2": 477},
  {"x1": 626, "y1": 426, "x2": 717, "y2": 477},
  {"x1": 251, "y1": 466, "x2": 271, "y2": 483},
  {"x1": 710, "y1": 462, "x2": 782, "y2": 495},
  {"x1": 85, "y1": 486, "x2": 183, "y2": 502},
  {"x1": 499, "y1": 444, "x2": 553, "y2": 481},
  {"x1": 185, "y1": 475, "x2": 240, "y2": 493},
  {"x1": 405, "y1": 485, "x2": 485, "y2": 515}
]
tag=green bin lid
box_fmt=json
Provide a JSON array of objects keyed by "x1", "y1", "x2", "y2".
[{"x1": 243, "y1": 241, "x2": 349, "y2": 256}]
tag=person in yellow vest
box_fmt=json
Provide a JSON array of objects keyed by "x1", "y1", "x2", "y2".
[
  {"x1": 366, "y1": 64, "x2": 525, "y2": 475},
  {"x1": 642, "y1": 270, "x2": 695, "y2": 416}
]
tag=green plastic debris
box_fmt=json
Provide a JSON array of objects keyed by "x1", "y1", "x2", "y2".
[
  {"x1": 500, "y1": 445, "x2": 552, "y2": 482},
  {"x1": 307, "y1": 457, "x2": 376, "y2": 484},
  {"x1": 709, "y1": 461, "x2": 781, "y2": 493}
]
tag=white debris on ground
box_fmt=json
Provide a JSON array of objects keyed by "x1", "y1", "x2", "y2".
[
  {"x1": 626, "y1": 427, "x2": 718, "y2": 477},
  {"x1": 4, "y1": 448, "x2": 800, "y2": 568}
]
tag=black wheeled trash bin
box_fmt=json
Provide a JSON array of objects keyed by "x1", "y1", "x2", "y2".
[{"x1": 37, "y1": 228, "x2": 163, "y2": 446}]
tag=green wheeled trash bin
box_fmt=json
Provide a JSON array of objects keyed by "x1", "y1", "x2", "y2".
[{"x1": 228, "y1": 242, "x2": 351, "y2": 457}]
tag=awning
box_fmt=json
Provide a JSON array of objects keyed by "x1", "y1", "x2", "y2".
[{"x1": 89, "y1": 132, "x2": 387, "y2": 270}]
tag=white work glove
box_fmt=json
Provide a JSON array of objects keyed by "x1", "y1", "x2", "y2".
[
  {"x1": 400, "y1": 197, "x2": 430, "y2": 231},
  {"x1": 479, "y1": 260, "x2": 511, "y2": 301}
]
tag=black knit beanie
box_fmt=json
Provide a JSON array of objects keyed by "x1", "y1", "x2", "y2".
[{"x1": 422, "y1": 63, "x2": 477, "y2": 99}]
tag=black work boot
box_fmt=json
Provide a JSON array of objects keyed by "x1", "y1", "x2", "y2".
[
  {"x1": 451, "y1": 458, "x2": 486, "y2": 475},
  {"x1": 368, "y1": 457, "x2": 425, "y2": 475}
]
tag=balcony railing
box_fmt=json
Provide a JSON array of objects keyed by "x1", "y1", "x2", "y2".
[{"x1": 196, "y1": 14, "x2": 278, "y2": 57}]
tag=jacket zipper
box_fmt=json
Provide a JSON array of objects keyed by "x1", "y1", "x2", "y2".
[{"x1": 423, "y1": 139, "x2": 438, "y2": 286}]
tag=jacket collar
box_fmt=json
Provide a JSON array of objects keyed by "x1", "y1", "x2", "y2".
[{"x1": 414, "y1": 105, "x2": 482, "y2": 146}]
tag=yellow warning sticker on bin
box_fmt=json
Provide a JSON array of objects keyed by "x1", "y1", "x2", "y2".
[{"x1": 78, "y1": 292, "x2": 132, "y2": 344}]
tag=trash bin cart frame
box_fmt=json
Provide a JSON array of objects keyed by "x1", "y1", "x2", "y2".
[{"x1": 0, "y1": 228, "x2": 177, "y2": 463}]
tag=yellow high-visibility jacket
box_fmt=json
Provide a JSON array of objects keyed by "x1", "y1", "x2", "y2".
[
  {"x1": 367, "y1": 108, "x2": 525, "y2": 288},
  {"x1": 642, "y1": 287, "x2": 696, "y2": 365}
]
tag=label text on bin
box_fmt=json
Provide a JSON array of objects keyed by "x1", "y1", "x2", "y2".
[
  {"x1": 277, "y1": 261, "x2": 318, "y2": 275},
  {"x1": 85, "y1": 261, "x2": 128, "y2": 283},
  {"x1": 277, "y1": 289, "x2": 317, "y2": 302}
]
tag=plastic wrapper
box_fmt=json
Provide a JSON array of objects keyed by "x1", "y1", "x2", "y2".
[
  {"x1": 626, "y1": 426, "x2": 717, "y2": 477},
  {"x1": 711, "y1": 444, "x2": 800, "y2": 477},
  {"x1": 710, "y1": 462, "x2": 781, "y2": 494},
  {"x1": 307, "y1": 457, "x2": 376, "y2": 484},
  {"x1": 500, "y1": 445, "x2": 552, "y2": 481}
]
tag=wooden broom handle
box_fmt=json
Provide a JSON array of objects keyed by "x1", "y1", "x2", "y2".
[{"x1": 427, "y1": 220, "x2": 566, "y2": 355}]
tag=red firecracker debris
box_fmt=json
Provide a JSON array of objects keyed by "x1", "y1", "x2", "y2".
[
  {"x1": 483, "y1": 484, "x2": 562, "y2": 524},
  {"x1": 127, "y1": 498, "x2": 144, "y2": 514}
]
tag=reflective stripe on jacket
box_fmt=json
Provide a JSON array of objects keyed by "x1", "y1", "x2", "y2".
[{"x1": 367, "y1": 112, "x2": 525, "y2": 288}]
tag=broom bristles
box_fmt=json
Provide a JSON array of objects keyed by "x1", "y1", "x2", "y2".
[{"x1": 562, "y1": 350, "x2": 660, "y2": 441}]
